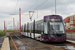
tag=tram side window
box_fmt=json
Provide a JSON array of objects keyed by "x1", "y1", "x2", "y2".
[
  {"x1": 23, "y1": 25, "x2": 24, "y2": 32},
  {"x1": 40, "y1": 23, "x2": 43, "y2": 34},
  {"x1": 29, "y1": 26, "x2": 31, "y2": 32},
  {"x1": 34, "y1": 24, "x2": 41, "y2": 33},
  {"x1": 31, "y1": 26, "x2": 33, "y2": 33},
  {"x1": 24, "y1": 24, "x2": 26, "y2": 32},
  {"x1": 38, "y1": 24, "x2": 41, "y2": 34},
  {"x1": 26, "y1": 25, "x2": 27, "y2": 32},
  {"x1": 21, "y1": 25, "x2": 24, "y2": 32},
  {"x1": 44, "y1": 22, "x2": 47, "y2": 34},
  {"x1": 30, "y1": 25, "x2": 32, "y2": 33},
  {"x1": 27, "y1": 24, "x2": 29, "y2": 32},
  {"x1": 35, "y1": 25, "x2": 37, "y2": 33}
]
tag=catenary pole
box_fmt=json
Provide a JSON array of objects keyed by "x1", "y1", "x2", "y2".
[
  {"x1": 19, "y1": 8, "x2": 21, "y2": 36},
  {"x1": 4, "y1": 21, "x2": 5, "y2": 32}
]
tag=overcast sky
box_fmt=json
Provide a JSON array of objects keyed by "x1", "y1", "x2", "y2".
[{"x1": 0, "y1": 0, "x2": 75, "y2": 29}]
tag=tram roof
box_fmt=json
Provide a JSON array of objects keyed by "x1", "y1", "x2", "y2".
[
  {"x1": 29, "y1": 19, "x2": 44, "y2": 25},
  {"x1": 44, "y1": 15, "x2": 62, "y2": 18}
]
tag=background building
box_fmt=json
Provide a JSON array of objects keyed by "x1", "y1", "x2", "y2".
[{"x1": 64, "y1": 14, "x2": 75, "y2": 32}]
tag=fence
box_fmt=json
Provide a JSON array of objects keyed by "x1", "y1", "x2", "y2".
[{"x1": 66, "y1": 32, "x2": 75, "y2": 39}]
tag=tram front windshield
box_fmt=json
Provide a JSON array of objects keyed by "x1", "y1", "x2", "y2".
[{"x1": 49, "y1": 18, "x2": 65, "y2": 34}]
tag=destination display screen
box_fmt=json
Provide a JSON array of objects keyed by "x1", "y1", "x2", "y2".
[{"x1": 50, "y1": 18, "x2": 61, "y2": 22}]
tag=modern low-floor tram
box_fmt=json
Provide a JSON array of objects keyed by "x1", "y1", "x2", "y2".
[{"x1": 21, "y1": 15, "x2": 66, "y2": 42}]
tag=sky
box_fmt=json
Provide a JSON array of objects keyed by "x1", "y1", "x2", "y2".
[{"x1": 0, "y1": 0, "x2": 75, "y2": 29}]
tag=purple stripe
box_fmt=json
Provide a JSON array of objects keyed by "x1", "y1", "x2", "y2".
[{"x1": 48, "y1": 36, "x2": 66, "y2": 42}]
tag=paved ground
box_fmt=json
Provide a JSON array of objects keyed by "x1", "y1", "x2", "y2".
[{"x1": 0, "y1": 37, "x2": 4, "y2": 50}]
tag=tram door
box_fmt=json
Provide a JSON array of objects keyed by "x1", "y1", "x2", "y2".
[
  {"x1": 44, "y1": 22, "x2": 48, "y2": 35},
  {"x1": 40, "y1": 23, "x2": 44, "y2": 39}
]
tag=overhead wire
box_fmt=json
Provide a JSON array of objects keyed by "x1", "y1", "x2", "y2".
[
  {"x1": 32, "y1": 0, "x2": 48, "y2": 19},
  {"x1": 33, "y1": 0, "x2": 48, "y2": 10},
  {"x1": 13, "y1": 0, "x2": 19, "y2": 15},
  {"x1": 12, "y1": 0, "x2": 47, "y2": 15},
  {"x1": 26, "y1": 0, "x2": 48, "y2": 12},
  {"x1": 11, "y1": 0, "x2": 47, "y2": 19}
]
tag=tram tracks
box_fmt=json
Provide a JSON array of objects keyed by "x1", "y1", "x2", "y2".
[
  {"x1": 9, "y1": 34, "x2": 18, "y2": 50},
  {"x1": 9, "y1": 33, "x2": 35, "y2": 50},
  {"x1": 9, "y1": 32, "x2": 75, "y2": 50}
]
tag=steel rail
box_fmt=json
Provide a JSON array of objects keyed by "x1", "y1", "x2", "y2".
[{"x1": 9, "y1": 34, "x2": 18, "y2": 50}]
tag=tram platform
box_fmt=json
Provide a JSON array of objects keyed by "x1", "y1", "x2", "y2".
[
  {"x1": 0, "y1": 37, "x2": 4, "y2": 50},
  {"x1": 1, "y1": 37, "x2": 10, "y2": 50},
  {"x1": 67, "y1": 37, "x2": 75, "y2": 44}
]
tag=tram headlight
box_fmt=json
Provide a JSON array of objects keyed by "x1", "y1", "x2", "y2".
[
  {"x1": 63, "y1": 34, "x2": 66, "y2": 36},
  {"x1": 51, "y1": 35, "x2": 55, "y2": 37}
]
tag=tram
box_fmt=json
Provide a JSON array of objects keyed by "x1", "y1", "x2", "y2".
[{"x1": 21, "y1": 15, "x2": 66, "y2": 42}]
